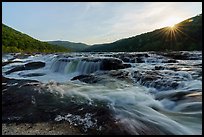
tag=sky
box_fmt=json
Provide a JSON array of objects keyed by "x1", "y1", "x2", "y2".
[{"x1": 2, "y1": 2, "x2": 202, "y2": 45}]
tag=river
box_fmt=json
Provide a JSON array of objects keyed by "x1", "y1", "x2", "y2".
[{"x1": 2, "y1": 51, "x2": 202, "y2": 135}]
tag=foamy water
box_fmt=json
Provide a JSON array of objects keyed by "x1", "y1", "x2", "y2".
[{"x1": 2, "y1": 51, "x2": 202, "y2": 134}]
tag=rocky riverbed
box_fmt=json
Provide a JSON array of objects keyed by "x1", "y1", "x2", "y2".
[{"x1": 2, "y1": 51, "x2": 202, "y2": 135}]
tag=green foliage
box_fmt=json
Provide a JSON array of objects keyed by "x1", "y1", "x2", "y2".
[
  {"x1": 2, "y1": 14, "x2": 201, "y2": 53},
  {"x1": 2, "y1": 24, "x2": 71, "y2": 53},
  {"x1": 84, "y1": 14, "x2": 202, "y2": 52},
  {"x1": 47, "y1": 41, "x2": 88, "y2": 52}
]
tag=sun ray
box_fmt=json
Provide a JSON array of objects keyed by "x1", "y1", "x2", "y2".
[
  {"x1": 161, "y1": 16, "x2": 183, "y2": 28},
  {"x1": 148, "y1": 16, "x2": 197, "y2": 51}
]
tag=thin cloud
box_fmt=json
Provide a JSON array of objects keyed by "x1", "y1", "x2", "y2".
[{"x1": 2, "y1": 2, "x2": 202, "y2": 45}]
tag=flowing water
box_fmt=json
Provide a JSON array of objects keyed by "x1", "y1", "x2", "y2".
[{"x1": 2, "y1": 51, "x2": 202, "y2": 135}]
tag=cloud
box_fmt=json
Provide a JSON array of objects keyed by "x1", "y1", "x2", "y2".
[
  {"x1": 84, "y1": 2, "x2": 105, "y2": 12},
  {"x1": 3, "y1": 2, "x2": 202, "y2": 45},
  {"x1": 101, "y1": 2, "x2": 202, "y2": 44}
]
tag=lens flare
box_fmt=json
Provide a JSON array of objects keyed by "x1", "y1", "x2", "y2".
[{"x1": 161, "y1": 16, "x2": 183, "y2": 28}]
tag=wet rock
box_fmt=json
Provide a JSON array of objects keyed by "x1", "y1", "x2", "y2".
[
  {"x1": 132, "y1": 71, "x2": 181, "y2": 90},
  {"x1": 19, "y1": 73, "x2": 46, "y2": 77},
  {"x1": 2, "y1": 75, "x2": 39, "y2": 90},
  {"x1": 115, "y1": 53, "x2": 149, "y2": 63},
  {"x1": 13, "y1": 53, "x2": 36, "y2": 59},
  {"x1": 2, "y1": 78, "x2": 73, "y2": 124},
  {"x1": 123, "y1": 63, "x2": 131, "y2": 68},
  {"x1": 100, "y1": 58, "x2": 131, "y2": 70},
  {"x1": 167, "y1": 67, "x2": 179, "y2": 71},
  {"x1": 154, "y1": 65, "x2": 180, "y2": 71},
  {"x1": 108, "y1": 70, "x2": 131, "y2": 81},
  {"x1": 135, "y1": 53, "x2": 149, "y2": 58},
  {"x1": 155, "y1": 90, "x2": 202, "y2": 103},
  {"x1": 136, "y1": 58, "x2": 144, "y2": 63},
  {"x1": 123, "y1": 53, "x2": 149, "y2": 58},
  {"x1": 152, "y1": 80, "x2": 179, "y2": 91},
  {"x1": 2, "y1": 61, "x2": 23, "y2": 67},
  {"x1": 54, "y1": 57, "x2": 131, "y2": 72},
  {"x1": 24, "y1": 62, "x2": 46, "y2": 69},
  {"x1": 2, "y1": 76, "x2": 121, "y2": 134},
  {"x1": 2, "y1": 75, "x2": 8, "y2": 83},
  {"x1": 71, "y1": 75, "x2": 103, "y2": 84},
  {"x1": 120, "y1": 57, "x2": 130, "y2": 62},
  {"x1": 154, "y1": 66, "x2": 165, "y2": 70},
  {"x1": 2, "y1": 77, "x2": 43, "y2": 123},
  {"x1": 157, "y1": 51, "x2": 202, "y2": 60},
  {"x1": 129, "y1": 59, "x2": 135, "y2": 63},
  {"x1": 5, "y1": 62, "x2": 46, "y2": 75},
  {"x1": 162, "y1": 59, "x2": 177, "y2": 63}
]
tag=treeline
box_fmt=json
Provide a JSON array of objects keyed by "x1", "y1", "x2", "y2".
[
  {"x1": 2, "y1": 24, "x2": 71, "y2": 53},
  {"x1": 47, "y1": 40, "x2": 88, "y2": 52},
  {"x1": 84, "y1": 14, "x2": 202, "y2": 52}
]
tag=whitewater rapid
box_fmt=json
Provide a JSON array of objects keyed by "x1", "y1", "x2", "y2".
[{"x1": 2, "y1": 51, "x2": 202, "y2": 135}]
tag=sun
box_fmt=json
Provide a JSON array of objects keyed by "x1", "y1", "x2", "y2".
[
  {"x1": 154, "y1": 15, "x2": 193, "y2": 49},
  {"x1": 161, "y1": 16, "x2": 183, "y2": 28},
  {"x1": 169, "y1": 24, "x2": 175, "y2": 29}
]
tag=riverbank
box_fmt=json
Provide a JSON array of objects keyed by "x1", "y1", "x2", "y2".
[{"x1": 2, "y1": 122, "x2": 83, "y2": 135}]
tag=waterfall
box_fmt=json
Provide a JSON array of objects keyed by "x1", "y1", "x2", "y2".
[{"x1": 50, "y1": 58, "x2": 101, "y2": 75}]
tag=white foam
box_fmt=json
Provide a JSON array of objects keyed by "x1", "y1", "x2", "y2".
[{"x1": 2, "y1": 52, "x2": 202, "y2": 134}]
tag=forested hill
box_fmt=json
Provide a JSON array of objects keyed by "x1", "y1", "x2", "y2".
[
  {"x1": 2, "y1": 24, "x2": 71, "y2": 53},
  {"x1": 47, "y1": 40, "x2": 88, "y2": 52},
  {"x1": 83, "y1": 14, "x2": 202, "y2": 52}
]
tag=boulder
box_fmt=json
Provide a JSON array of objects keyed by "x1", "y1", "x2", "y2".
[{"x1": 100, "y1": 58, "x2": 131, "y2": 70}]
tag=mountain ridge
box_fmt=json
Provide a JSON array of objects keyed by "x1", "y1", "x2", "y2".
[
  {"x1": 2, "y1": 24, "x2": 71, "y2": 53},
  {"x1": 2, "y1": 14, "x2": 202, "y2": 53},
  {"x1": 47, "y1": 40, "x2": 88, "y2": 52},
  {"x1": 83, "y1": 14, "x2": 202, "y2": 52}
]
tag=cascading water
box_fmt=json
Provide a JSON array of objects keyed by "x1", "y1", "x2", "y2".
[
  {"x1": 50, "y1": 58, "x2": 102, "y2": 75},
  {"x1": 2, "y1": 51, "x2": 202, "y2": 135}
]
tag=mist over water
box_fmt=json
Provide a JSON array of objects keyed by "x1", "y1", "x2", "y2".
[{"x1": 2, "y1": 51, "x2": 202, "y2": 135}]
